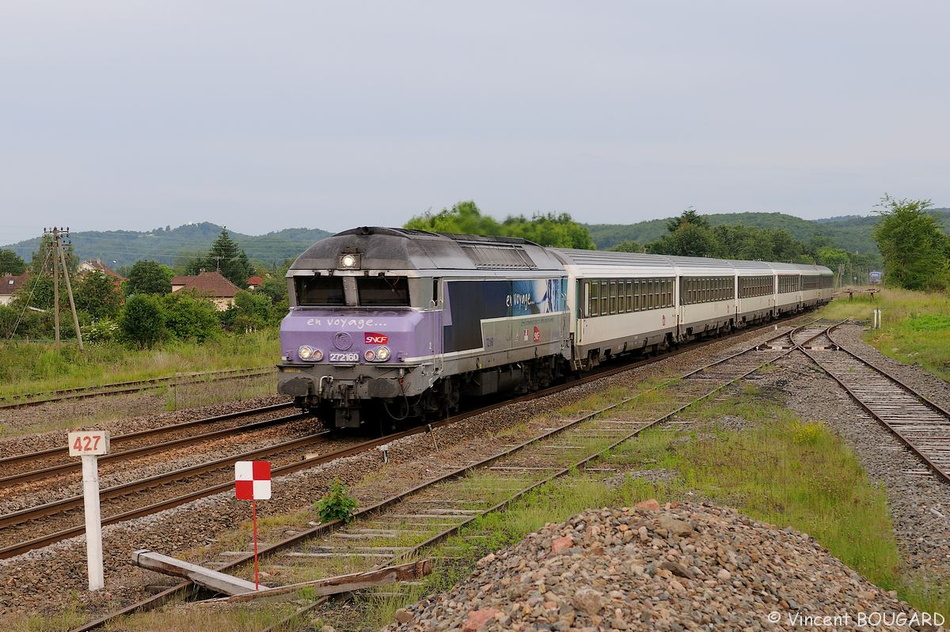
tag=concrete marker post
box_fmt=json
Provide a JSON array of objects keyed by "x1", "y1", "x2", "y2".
[
  {"x1": 81, "y1": 454, "x2": 104, "y2": 590},
  {"x1": 68, "y1": 430, "x2": 110, "y2": 591}
]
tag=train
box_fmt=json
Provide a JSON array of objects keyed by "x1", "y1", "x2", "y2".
[{"x1": 277, "y1": 227, "x2": 834, "y2": 430}]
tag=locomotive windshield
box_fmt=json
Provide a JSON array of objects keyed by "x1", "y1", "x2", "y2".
[
  {"x1": 296, "y1": 277, "x2": 345, "y2": 306},
  {"x1": 358, "y1": 277, "x2": 410, "y2": 306},
  {"x1": 294, "y1": 275, "x2": 410, "y2": 307}
]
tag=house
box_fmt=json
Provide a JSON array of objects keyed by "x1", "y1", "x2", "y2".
[
  {"x1": 246, "y1": 275, "x2": 264, "y2": 290},
  {"x1": 170, "y1": 271, "x2": 241, "y2": 311},
  {"x1": 79, "y1": 260, "x2": 125, "y2": 282},
  {"x1": 78, "y1": 260, "x2": 126, "y2": 289},
  {"x1": 0, "y1": 273, "x2": 29, "y2": 306}
]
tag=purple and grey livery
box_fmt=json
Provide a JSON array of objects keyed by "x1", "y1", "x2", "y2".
[{"x1": 277, "y1": 227, "x2": 571, "y2": 429}]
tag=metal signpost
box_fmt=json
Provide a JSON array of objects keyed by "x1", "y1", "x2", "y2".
[
  {"x1": 67, "y1": 430, "x2": 110, "y2": 591},
  {"x1": 235, "y1": 460, "x2": 271, "y2": 590}
]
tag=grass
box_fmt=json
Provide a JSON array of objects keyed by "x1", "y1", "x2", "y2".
[
  {"x1": 820, "y1": 288, "x2": 950, "y2": 381},
  {"x1": 0, "y1": 330, "x2": 279, "y2": 400},
  {"x1": 103, "y1": 604, "x2": 299, "y2": 632},
  {"x1": 0, "y1": 330, "x2": 280, "y2": 437}
]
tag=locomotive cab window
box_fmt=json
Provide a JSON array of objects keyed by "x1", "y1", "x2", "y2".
[
  {"x1": 296, "y1": 276, "x2": 345, "y2": 306},
  {"x1": 358, "y1": 276, "x2": 410, "y2": 306}
]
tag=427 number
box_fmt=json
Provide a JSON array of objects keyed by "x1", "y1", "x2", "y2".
[{"x1": 72, "y1": 434, "x2": 103, "y2": 452}]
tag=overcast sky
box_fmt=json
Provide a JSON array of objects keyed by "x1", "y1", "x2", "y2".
[{"x1": 1, "y1": 1, "x2": 947, "y2": 246}]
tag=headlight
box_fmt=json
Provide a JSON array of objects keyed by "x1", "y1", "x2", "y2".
[
  {"x1": 338, "y1": 253, "x2": 360, "y2": 269},
  {"x1": 364, "y1": 346, "x2": 391, "y2": 362},
  {"x1": 298, "y1": 345, "x2": 324, "y2": 361}
]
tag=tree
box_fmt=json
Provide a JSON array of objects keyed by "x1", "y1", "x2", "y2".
[
  {"x1": 872, "y1": 195, "x2": 949, "y2": 291},
  {"x1": 0, "y1": 304, "x2": 19, "y2": 339},
  {"x1": 222, "y1": 290, "x2": 274, "y2": 332},
  {"x1": 75, "y1": 271, "x2": 123, "y2": 321},
  {"x1": 648, "y1": 223, "x2": 719, "y2": 257},
  {"x1": 119, "y1": 294, "x2": 167, "y2": 349},
  {"x1": 501, "y1": 212, "x2": 596, "y2": 249},
  {"x1": 186, "y1": 229, "x2": 254, "y2": 288},
  {"x1": 767, "y1": 229, "x2": 805, "y2": 262},
  {"x1": 0, "y1": 249, "x2": 27, "y2": 275},
  {"x1": 405, "y1": 202, "x2": 596, "y2": 249},
  {"x1": 665, "y1": 207, "x2": 709, "y2": 233},
  {"x1": 405, "y1": 201, "x2": 503, "y2": 235},
  {"x1": 610, "y1": 240, "x2": 644, "y2": 253},
  {"x1": 161, "y1": 289, "x2": 220, "y2": 343},
  {"x1": 126, "y1": 260, "x2": 173, "y2": 295},
  {"x1": 29, "y1": 233, "x2": 78, "y2": 276},
  {"x1": 257, "y1": 274, "x2": 288, "y2": 307}
]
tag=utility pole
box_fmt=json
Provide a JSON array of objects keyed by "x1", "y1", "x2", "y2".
[
  {"x1": 45, "y1": 227, "x2": 84, "y2": 351},
  {"x1": 51, "y1": 228, "x2": 60, "y2": 345}
]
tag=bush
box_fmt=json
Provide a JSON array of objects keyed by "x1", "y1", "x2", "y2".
[
  {"x1": 120, "y1": 294, "x2": 167, "y2": 349},
  {"x1": 314, "y1": 479, "x2": 357, "y2": 524},
  {"x1": 161, "y1": 290, "x2": 220, "y2": 343},
  {"x1": 83, "y1": 318, "x2": 120, "y2": 344}
]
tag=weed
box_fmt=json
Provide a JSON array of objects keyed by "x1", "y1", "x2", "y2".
[
  {"x1": 314, "y1": 478, "x2": 358, "y2": 524},
  {"x1": 790, "y1": 420, "x2": 826, "y2": 445}
]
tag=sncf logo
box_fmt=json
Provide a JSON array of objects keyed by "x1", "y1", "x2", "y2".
[{"x1": 365, "y1": 333, "x2": 389, "y2": 344}]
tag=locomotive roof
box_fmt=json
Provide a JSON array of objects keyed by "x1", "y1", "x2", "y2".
[{"x1": 288, "y1": 226, "x2": 566, "y2": 274}]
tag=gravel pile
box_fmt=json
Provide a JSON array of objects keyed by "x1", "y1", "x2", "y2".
[{"x1": 383, "y1": 502, "x2": 942, "y2": 632}]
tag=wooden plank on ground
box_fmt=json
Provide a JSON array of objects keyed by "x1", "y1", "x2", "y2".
[
  {"x1": 225, "y1": 559, "x2": 432, "y2": 602},
  {"x1": 133, "y1": 549, "x2": 265, "y2": 595}
]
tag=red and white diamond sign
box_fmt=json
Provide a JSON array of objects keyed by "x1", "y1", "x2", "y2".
[{"x1": 235, "y1": 460, "x2": 271, "y2": 500}]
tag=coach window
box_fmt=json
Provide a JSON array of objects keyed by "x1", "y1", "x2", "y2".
[
  {"x1": 626, "y1": 281, "x2": 633, "y2": 312},
  {"x1": 609, "y1": 280, "x2": 618, "y2": 314},
  {"x1": 600, "y1": 281, "x2": 608, "y2": 315},
  {"x1": 588, "y1": 281, "x2": 599, "y2": 317}
]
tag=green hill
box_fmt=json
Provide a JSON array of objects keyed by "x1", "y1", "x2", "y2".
[
  {"x1": 586, "y1": 209, "x2": 950, "y2": 254},
  {"x1": 5, "y1": 209, "x2": 948, "y2": 271},
  {"x1": 2, "y1": 223, "x2": 332, "y2": 270}
]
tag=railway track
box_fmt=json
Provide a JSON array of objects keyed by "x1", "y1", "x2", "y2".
[
  {"x1": 72, "y1": 321, "x2": 821, "y2": 631},
  {"x1": 0, "y1": 367, "x2": 274, "y2": 410},
  {"x1": 0, "y1": 412, "x2": 352, "y2": 559},
  {"x1": 803, "y1": 328, "x2": 950, "y2": 485},
  {"x1": 0, "y1": 402, "x2": 296, "y2": 482}
]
